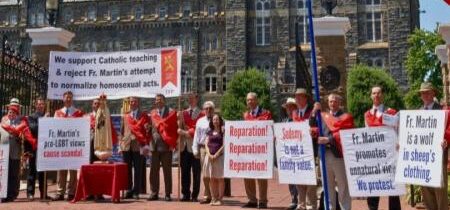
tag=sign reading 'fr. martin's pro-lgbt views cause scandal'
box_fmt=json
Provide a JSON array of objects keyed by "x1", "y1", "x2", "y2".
[{"x1": 48, "y1": 47, "x2": 181, "y2": 100}]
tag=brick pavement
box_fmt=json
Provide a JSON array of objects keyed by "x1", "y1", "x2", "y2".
[{"x1": 0, "y1": 168, "x2": 417, "y2": 210}]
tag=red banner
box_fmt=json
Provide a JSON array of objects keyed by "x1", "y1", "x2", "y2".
[
  {"x1": 161, "y1": 49, "x2": 178, "y2": 87},
  {"x1": 445, "y1": 0, "x2": 450, "y2": 5}
]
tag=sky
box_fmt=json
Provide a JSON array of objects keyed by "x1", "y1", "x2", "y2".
[{"x1": 420, "y1": 0, "x2": 450, "y2": 31}]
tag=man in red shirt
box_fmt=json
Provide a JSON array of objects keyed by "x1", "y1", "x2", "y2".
[{"x1": 242, "y1": 92, "x2": 272, "y2": 209}]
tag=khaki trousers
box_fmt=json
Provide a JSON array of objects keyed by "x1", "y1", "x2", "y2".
[
  {"x1": 200, "y1": 146, "x2": 211, "y2": 199},
  {"x1": 324, "y1": 150, "x2": 351, "y2": 210},
  {"x1": 56, "y1": 170, "x2": 77, "y2": 196},
  {"x1": 296, "y1": 185, "x2": 317, "y2": 210},
  {"x1": 244, "y1": 178, "x2": 268, "y2": 204},
  {"x1": 422, "y1": 148, "x2": 449, "y2": 210}
]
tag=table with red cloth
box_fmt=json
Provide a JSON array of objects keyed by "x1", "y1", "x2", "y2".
[{"x1": 72, "y1": 163, "x2": 128, "y2": 203}]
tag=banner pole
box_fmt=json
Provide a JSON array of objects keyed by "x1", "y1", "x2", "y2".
[
  {"x1": 177, "y1": 96, "x2": 181, "y2": 201},
  {"x1": 306, "y1": 1, "x2": 330, "y2": 210}
]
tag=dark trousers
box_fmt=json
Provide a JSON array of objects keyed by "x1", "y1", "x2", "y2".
[
  {"x1": 150, "y1": 151, "x2": 173, "y2": 196},
  {"x1": 123, "y1": 151, "x2": 144, "y2": 195},
  {"x1": 27, "y1": 152, "x2": 45, "y2": 197},
  {"x1": 7, "y1": 159, "x2": 20, "y2": 200},
  {"x1": 367, "y1": 196, "x2": 401, "y2": 210},
  {"x1": 89, "y1": 139, "x2": 99, "y2": 163},
  {"x1": 288, "y1": 184, "x2": 298, "y2": 204},
  {"x1": 180, "y1": 148, "x2": 201, "y2": 199}
]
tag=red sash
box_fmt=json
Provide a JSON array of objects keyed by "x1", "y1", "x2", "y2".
[
  {"x1": 150, "y1": 110, "x2": 179, "y2": 149},
  {"x1": 364, "y1": 108, "x2": 397, "y2": 127},
  {"x1": 443, "y1": 110, "x2": 450, "y2": 144},
  {"x1": 125, "y1": 112, "x2": 150, "y2": 145},
  {"x1": 183, "y1": 109, "x2": 205, "y2": 138},
  {"x1": 243, "y1": 110, "x2": 272, "y2": 121},
  {"x1": 54, "y1": 108, "x2": 84, "y2": 118},
  {"x1": 321, "y1": 112, "x2": 355, "y2": 156},
  {"x1": 292, "y1": 108, "x2": 312, "y2": 122},
  {"x1": 1, "y1": 116, "x2": 37, "y2": 150}
]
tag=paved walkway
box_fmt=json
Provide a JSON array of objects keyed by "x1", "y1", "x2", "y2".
[{"x1": 0, "y1": 168, "x2": 417, "y2": 210}]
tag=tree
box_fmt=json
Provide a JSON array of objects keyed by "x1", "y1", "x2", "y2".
[
  {"x1": 404, "y1": 29, "x2": 444, "y2": 108},
  {"x1": 347, "y1": 65, "x2": 404, "y2": 127},
  {"x1": 221, "y1": 68, "x2": 273, "y2": 120}
]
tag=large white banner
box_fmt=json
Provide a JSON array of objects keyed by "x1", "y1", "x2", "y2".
[
  {"x1": 395, "y1": 110, "x2": 446, "y2": 187},
  {"x1": 340, "y1": 127, "x2": 406, "y2": 197},
  {"x1": 48, "y1": 47, "x2": 182, "y2": 100},
  {"x1": 224, "y1": 121, "x2": 274, "y2": 179},
  {"x1": 274, "y1": 122, "x2": 316, "y2": 185},
  {"x1": 37, "y1": 118, "x2": 90, "y2": 171},
  {"x1": 0, "y1": 144, "x2": 9, "y2": 198}
]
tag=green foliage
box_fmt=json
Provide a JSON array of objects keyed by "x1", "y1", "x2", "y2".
[
  {"x1": 347, "y1": 65, "x2": 404, "y2": 127},
  {"x1": 404, "y1": 29, "x2": 444, "y2": 108},
  {"x1": 221, "y1": 68, "x2": 272, "y2": 120}
]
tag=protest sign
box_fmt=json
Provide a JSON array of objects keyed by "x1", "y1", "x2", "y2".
[
  {"x1": 48, "y1": 47, "x2": 181, "y2": 100},
  {"x1": 274, "y1": 122, "x2": 316, "y2": 185},
  {"x1": 340, "y1": 126, "x2": 406, "y2": 197},
  {"x1": 395, "y1": 110, "x2": 446, "y2": 187},
  {"x1": 37, "y1": 118, "x2": 90, "y2": 171},
  {"x1": 224, "y1": 120, "x2": 274, "y2": 179},
  {"x1": 0, "y1": 143, "x2": 9, "y2": 198}
]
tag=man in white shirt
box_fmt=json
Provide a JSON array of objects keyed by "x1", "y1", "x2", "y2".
[{"x1": 192, "y1": 101, "x2": 215, "y2": 204}]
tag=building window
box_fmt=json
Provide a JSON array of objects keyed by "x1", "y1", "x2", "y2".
[
  {"x1": 366, "y1": 12, "x2": 382, "y2": 42},
  {"x1": 139, "y1": 40, "x2": 145, "y2": 49},
  {"x1": 134, "y1": 5, "x2": 143, "y2": 20},
  {"x1": 110, "y1": 6, "x2": 120, "y2": 22},
  {"x1": 131, "y1": 40, "x2": 137, "y2": 50},
  {"x1": 297, "y1": 15, "x2": 310, "y2": 44},
  {"x1": 65, "y1": 10, "x2": 73, "y2": 23},
  {"x1": 29, "y1": 12, "x2": 36, "y2": 26},
  {"x1": 211, "y1": 35, "x2": 218, "y2": 50},
  {"x1": 204, "y1": 67, "x2": 217, "y2": 93},
  {"x1": 297, "y1": 0, "x2": 305, "y2": 9},
  {"x1": 88, "y1": 6, "x2": 96, "y2": 21},
  {"x1": 8, "y1": 14, "x2": 17, "y2": 25},
  {"x1": 107, "y1": 41, "x2": 114, "y2": 51},
  {"x1": 159, "y1": 6, "x2": 167, "y2": 19},
  {"x1": 181, "y1": 68, "x2": 192, "y2": 93},
  {"x1": 222, "y1": 77, "x2": 227, "y2": 91},
  {"x1": 365, "y1": 0, "x2": 381, "y2": 5},
  {"x1": 37, "y1": 12, "x2": 45, "y2": 26},
  {"x1": 367, "y1": 57, "x2": 384, "y2": 68},
  {"x1": 208, "y1": 5, "x2": 216, "y2": 16},
  {"x1": 204, "y1": 36, "x2": 210, "y2": 51},
  {"x1": 114, "y1": 40, "x2": 121, "y2": 51},
  {"x1": 183, "y1": 4, "x2": 191, "y2": 17},
  {"x1": 84, "y1": 42, "x2": 90, "y2": 52},
  {"x1": 256, "y1": 0, "x2": 271, "y2": 46},
  {"x1": 91, "y1": 41, "x2": 97, "y2": 52}
]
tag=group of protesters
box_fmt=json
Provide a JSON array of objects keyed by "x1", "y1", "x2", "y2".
[{"x1": 0, "y1": 82, "x2": 448, "y2": 210}]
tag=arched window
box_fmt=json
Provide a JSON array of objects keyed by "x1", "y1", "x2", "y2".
[
  {"x1": 88, "y1": 6, "x2": 96, "y2": 21},
  {"x1": 204, "y1": 66, "x2": 217, "y2": 93},
  {"x1": 134, "y1": 5, "x2": 143, "y2": 20},
  {"x1": 255, "y1": 0, "x2": 271, "y2": 46},
  {"x1": 110, "y1": 6, "x2": 120, "y2": 22}
]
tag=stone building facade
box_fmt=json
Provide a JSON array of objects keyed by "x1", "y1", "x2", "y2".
[{"x1": 0, "y1": 0, "x2": 419, "y2": 110}]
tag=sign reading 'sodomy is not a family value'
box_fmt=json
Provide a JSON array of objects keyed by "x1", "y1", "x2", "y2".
[{"x1": 48, "y1": 47, "x2": 181, "y2": 100}]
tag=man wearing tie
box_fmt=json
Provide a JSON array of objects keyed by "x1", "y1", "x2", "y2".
[
  {"x1": 53, "y1": 91, "x2": 84, "y2": 201},
  {"x1": 121, "y1": 96, "x2": 150, "y2": 200},
  {"x1": 148, "y1": 94, "x2": 177, "y2": 201},
  {"x1": 178, "y1": 92, "x2": 205, "y2": 202}
]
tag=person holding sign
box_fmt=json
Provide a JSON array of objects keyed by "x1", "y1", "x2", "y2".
[
  {"x1": 25, "y1": 98, "x2": 50, "y2": 201},
  {"x1": 418, "y1": 82, "x2": 448, "y2": 210},
  {"x1": 311, "y1": 94, "x2": 354, "y2": 210},
  {"x1": 192, "y1": 101, "x2": 216, "y2": 204},
  {"x1": 120, "y1": 97, "x2": 150, "y2": 200},
  {"x1": 0, "y1": 98, "x2": 36, "y2": 202},
  {"x1": 52, "y1": 91, "x2": 84, "y2": 201},
  {"x1": 148, "y1": 94, "x2": 178, "y2": 202},
  {"x1": 242, "y1": 92, "x2": 272, "y2": 209},
  {"x1": 203, "y1": 114, "x2": 225, "y2": 206},
  {"x1": 177, "y1": 92, "x2": 205, "y2": 202},
  {"x1": 364, "y1": 86, "x2": 401, "y2": 210}
]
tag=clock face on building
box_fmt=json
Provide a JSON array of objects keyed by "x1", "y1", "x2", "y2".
[{"x1": 320, "y1": 66, "x2": 340, "y2": 91}]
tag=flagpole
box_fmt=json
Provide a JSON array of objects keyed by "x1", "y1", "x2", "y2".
[
  {"x1": 177, "y1": 96, "x2": 181, "y2": 201},
  {"x1": 306, "y1": 1, "x2": 330, "y2": 210}
]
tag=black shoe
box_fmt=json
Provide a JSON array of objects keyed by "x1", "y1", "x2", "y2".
[
  {"x1": 200, "y1": 199, "x2": 211, "y2": 204},
  {"x1": 191, "y1": 197, "x2": 199, "y2": 202},
  {"x1": 165, "y1": 195, "x2": 171, "y2": 202},
  {"x1": 95, "y1": 195, "x2": 105, "y2": 201},
  {"x1": 133, "y1": 194, "x2": 139, "y2": 200},
  {"x1": 40, "y1": 195, "x2": 52, "y2": 200},
  {"x1": 1, "y1": 197, "x2": 14, "y2": 203},
  {"x1": 242, "y1": 202, "x2": 258, "y2": 208},
  {"x1": 86, "y1": 195, "x2": 95, "y2": 201},
  {"x1": 258, "y1": 203, "x2": 268, "y2": 209},
  {"x1": 125, "y1": 191, "x2": 133, "y2": 199},
  {"x1": 147, "y1": 195, "x2": 159, "y2": 201},
  {"x1": 286, "y1": 204, "x2": 297, "y2": 210},
  {"x1": 52, "y1": 195, "x2": 64, "y2": 201},
  {"x1": 180, "y1": 196, "x2": 190, "y2": 202},
  {"x1": 67, "y1": 195, "x2": 75, "y2": 201}
]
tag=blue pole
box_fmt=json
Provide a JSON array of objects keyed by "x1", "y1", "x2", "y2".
[{"x1": 306, "y1": 1, "x2": 330, "y2": 210}]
